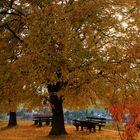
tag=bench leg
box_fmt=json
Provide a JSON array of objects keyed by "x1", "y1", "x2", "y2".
[
  {"x1": 76, "y1": 126, "x2": 79, "y2": 131},
  {"x1": 93, "y1": 126, "x2": 96, "y2": 132},
  {"x1": 38, "y1": 120, "x2": 42, "y2": 127},
  {"x1": 34, "y1": 120, "x2": 38, "y2": 125},
  {"x1": 89, "y1": 128, "x2": 92, "y2": 132},
  {"x1": 99, "y1": 125, "x2": 101, "y2": 131},
  {"x1": 46, "y1": 121, "x2": 50, "y2": 125}
]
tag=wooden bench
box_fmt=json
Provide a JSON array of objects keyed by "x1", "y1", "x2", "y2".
[
  {"x1": 86, "y1": 117, "x2": 106, "y2": 131},
  {"x1": 73, "y1": 119, "x2": 99, "y2": 132},
  {"x1": 33, "y1": 115, "x2": 52, "y2": 127}
]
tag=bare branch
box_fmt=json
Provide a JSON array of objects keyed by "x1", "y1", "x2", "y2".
[{"x1": 5, "y1": 23, "x2": 23, "y2": 43}]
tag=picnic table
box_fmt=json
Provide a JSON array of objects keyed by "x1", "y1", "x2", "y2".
[
  {"x1": 86, "y1": 117, "x2": 106, "y2": 131},
  {"x1": 73, "y1": 119, "x2": 99, "y2": 132},
  {"x1": 73, "y1": 117, "x2": 107, "y2": 132},
  {"x1": 32, "y1": 115, "x2": 52, "y2": 127}
]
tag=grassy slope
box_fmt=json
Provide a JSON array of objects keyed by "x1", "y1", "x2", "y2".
[{"x1": 0, "y1": 120, "x2": 139, "y2": 140}]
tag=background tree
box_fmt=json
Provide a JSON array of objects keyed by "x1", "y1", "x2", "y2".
[
  {"x1": 0, "y1": 0, "x2": 43, "y2": 126},
  {"x1": 0, "y1": 0, "x2": 26, "y2": 126}
]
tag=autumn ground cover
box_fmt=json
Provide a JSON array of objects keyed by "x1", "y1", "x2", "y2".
[{"x1": 0, "y1": 120, "x2": 139, "y2": 140}]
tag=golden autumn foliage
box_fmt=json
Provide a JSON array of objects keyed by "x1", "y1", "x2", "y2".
[{"x1": 0, "y1": 0, "x2": 140, "y2": 138}]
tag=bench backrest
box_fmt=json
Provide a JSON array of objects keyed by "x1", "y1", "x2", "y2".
[
  {"x1": 33, "y1": 115, "x2": 52, "y2": 121},
  {"x1": 86, "y1": 117, "x2": 106, "y2": 124}
]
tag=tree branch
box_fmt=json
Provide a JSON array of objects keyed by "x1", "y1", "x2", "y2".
[
  {"x1": 0, "y1": 9, "x2": 25, "y2": 17},
  {"x1": 9, "y1": 0, "x2": 14, "y2": 9},
  {"x1": 5, "y1": 24, "x2": 23, "y2": 43}
]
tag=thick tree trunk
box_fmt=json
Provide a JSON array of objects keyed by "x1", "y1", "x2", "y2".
[
  {"x1": 49, "y1": 94, "x2": 67, "y2": 135},
  {"x1": 8, "y1": 112, "x2": 17, "y2": 126}
]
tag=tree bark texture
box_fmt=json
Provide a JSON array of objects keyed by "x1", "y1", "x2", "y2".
[
  {"x1": 8, "y1": 112, "x2": 17, "y2": 126},
  {"x1": 49, "y1": 94, "x2": 67, "y2": 135}
]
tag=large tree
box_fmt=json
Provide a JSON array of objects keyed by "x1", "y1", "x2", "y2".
[
  {"x1": 0, "y1": 39, "x2": 43, "y2": 126},
  {"x1": 0, "y1": 0, "x2": 43, "y2": 126},
  {"x1": 1, "y1": 0, "x2": 140, "y2": 136},
  {"x1": 0, "y1": 0, "x2": 23, "y2": 126}
]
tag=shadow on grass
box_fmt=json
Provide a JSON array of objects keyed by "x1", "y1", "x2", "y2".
[
  {"x1": 46, "y1": 135, "x2": 71, "y2": 140},
  {"x1": 0, "y1": 125, "x2": 17, "y2": 132}
]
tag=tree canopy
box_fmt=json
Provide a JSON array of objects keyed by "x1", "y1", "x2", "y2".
[
  {"x1": 1, "y1": 0, "x2": 140, "y2": 109},
  {"x1": 16, "y1": 0, "x2": 140, "y2": 108},
  {"x1": 0, "y1": 0, "x2": 140, "y2": 137}
]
